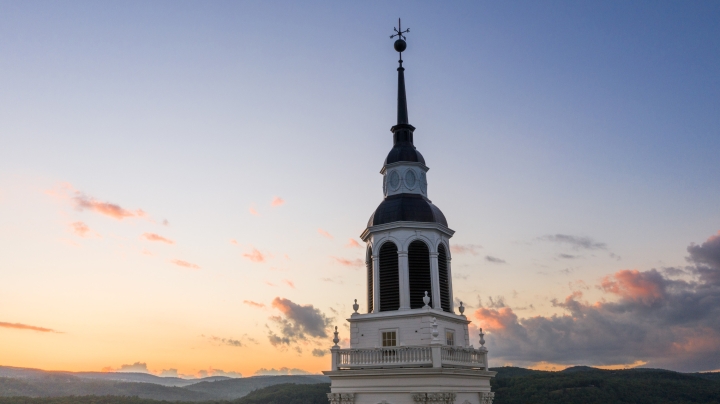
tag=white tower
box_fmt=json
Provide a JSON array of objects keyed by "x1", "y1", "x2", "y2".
[{"x1": 324, "y1": 21, "x2": 496, "y2": 404}]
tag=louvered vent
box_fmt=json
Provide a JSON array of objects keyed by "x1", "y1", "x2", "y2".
[
  {"x1": 408, "y1": 240, "x2": 432, "y2": 309},
  {"x1": 367, "y1": 247, "x2": 373, "y2": 313},
  {"x1": 378, "y1": 242, "x2": 399, "y2": 312},
  {"x1": 438, "y1": 244, "x2": 451, "y2": 312}
]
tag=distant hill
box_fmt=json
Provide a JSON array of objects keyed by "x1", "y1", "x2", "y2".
[
  {"x1": 0, "y1": 367, "x2": 227, "y2": 387},
  {"x1": 235, "y1": 383, "x2": 330, "y2": 404},
  {"x1": 183, "y1": 375, "x2": 330, "y2": 400}
]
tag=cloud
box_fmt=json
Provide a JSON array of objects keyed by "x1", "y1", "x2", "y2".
[
  {"x1": 485, "y1": 256, "x2": 506, "y2": 264},
  {"x1": 159, "y1": 369, "x2": 178, "y2": 377},
  {"x1": 267, "y1": 297, "x2": 331, "y2": 347},
  {"x1": 0, "y1": 321, "x2": 60, "y2": 333},
  {"x1": 74, "y1": 194, "x2": 145, "y2": 220},
  {"x1": 317, "y1": 228, "x2": 333, "y2": 239},
  {"x1": 169, "y1": 259, "x2": 200, "y2": 270},
  {"x1": 312, "y1": 348, "x2": 327, "y2": 357},
  {"x1": 243, "y1": 247, "x2": 265, "y2": 263},
  {"x1": 243, "y1": 300, "x2": 266, "y2": 308},
  {"x1": 117, "y1": 362, "x2": 149, "y2": 373},
  {"x1": 558, "y1": 254, "x2": 578, "y2": 259},
  {"x1": 141, "y1": 233, "x2": 175, "y2": 245},
  {"x1": 331, "y1": 257, "x2": 364, "y2": 267},
  {"x1": 539, "y1": 234, "x2": 607, "y2": 250},
  {"x1": 282, "y1": 279, "x2": 295, "y2": 288},
  {"x1": 197, "y1": 368, "x2": 242, "y2": 378},
  {"x1": 345, "y1": 238, "x2": 361, "y2": 248},
  {"x1": 271, "y1": 197, "x2": 285, "y2": 207},
  {"x1": 69, "y1": 221, "x2": 97, "y2": 238},
  {"x1": 254, "y1": 367, "x2": 311, "y2": 376},
  {"x1": 230, "y1": 239, "x2": 239, "y2": 245},
  {"x1": 208, "y1": 335, "x2": 243, "y2": 348},
  {"x1": 249, "y1": 206, "x2": 259, "y2": 216},
  {"x1": 472, "y1": 231, "x2": 720, "y2": 372},
  {"x1": 451, "y1": 244, "x2": 483, "y2": 255}
]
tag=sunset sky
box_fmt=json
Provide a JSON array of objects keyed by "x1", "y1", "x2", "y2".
[{"x1": 1, "y1": 1, "x2": 720, "y2": 377}]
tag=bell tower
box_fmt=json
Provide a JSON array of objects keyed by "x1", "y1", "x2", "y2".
[{"x1": 324, "y1": 20, "x2": 495, "y2": 404}]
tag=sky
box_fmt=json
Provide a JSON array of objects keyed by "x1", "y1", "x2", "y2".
[{"x1": 1, "y1": 0, "x2": 719, "y2": 376}]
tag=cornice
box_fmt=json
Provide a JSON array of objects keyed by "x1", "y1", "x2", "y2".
[
  {"x1": 380, "y1": 161, "x2": 429, "y2": 175},
  {"x1": 361, "y1": 221, "x2": 455, "y2": 241}
]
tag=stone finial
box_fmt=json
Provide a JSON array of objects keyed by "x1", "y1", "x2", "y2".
[
  {"x1": 431, "y1": 317, "x2": 440, "y2": 342},
  {"x1": 333, "y1": 326, "x2": 340, "y2": 347},
  {"x1": 459, "y1": 301, "x2": 465, "y2": 315},
  {"x1": 423, "y1": 291, "x2": 431, "y2": 308},
  {"x1": 352, "y1": 299, "x2": 359, "y2": 314},
  {"x1": 479, "y1": 328, "x2": 485, "y2": 348}
]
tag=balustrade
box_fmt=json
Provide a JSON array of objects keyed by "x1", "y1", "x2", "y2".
[{"x1": 333, "y1": 345, "x2": 485, "y2": 370}]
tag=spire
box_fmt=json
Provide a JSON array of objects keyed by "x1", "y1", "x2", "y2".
[{"x1": 391, "y1": 18, "x2": 410, "y2": 126}]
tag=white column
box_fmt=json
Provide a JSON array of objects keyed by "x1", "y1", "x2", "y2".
[
  {"x1": 447, "y1": 256, "x2": 455, "y2": 312},
  {"x1": 372, "y1": 254, "x2": 380, "y2": 313},
  {"x1": 429, "y1": 251, "x2": 441, "y2": 310},
  {"x1": 398, "y1": 250, "x2": 410, "y2": 310}
]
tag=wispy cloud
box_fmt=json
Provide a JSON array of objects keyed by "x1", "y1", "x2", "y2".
[
  {"x1": 345, "y1": 238, "x2": 361, "y2": 248},
  {"x1": 48, "y1": 183, "x2": 151, "y2": 221},
  {"x1": 331, "y1": 256, "x2": 364, "y2": 267},
  {"x1": 69, "y1": 221, "x2": 97, "y2": 238},
  {"x1": 271, "y1": 197, "x2": 285, "y2": 207},
  {"x1": 485, "y1": 255, "x2": 506, "y2": 264},
  {"x1": 282, "y1": 279, "x2": 295, "y2": 288},
  {"x1": 243, "y1": 300, "x2": 266, "y2": 308},
  {"x1": 267, "y1": 297, "x2": 332, "y2": 348},
  {"x1": 254, "y1": 367, "x2": 311, "y2": 376},
  {"x1": 243, "y1": 247, "x2": 265, "y2": 263},
  {"x1": 169, "y1": 259, "x2": 200, "y2": 270},
  {"x1": 230, "y1": 239, "x2": 239, "y2": 245},
  {"x1": 317, "y1": 228, "x2": 333, "y2": 239},
  {"x1": 249, "y1": 206, "x2": 259, "y2": 216},
  {"x1": 539, "y1": 234, "x2": 607, "y2": 250},
  {"x1": 451, "y1": 244, "x2": 483, "y2": 255},
  {"x1": 0, "y1": 321, "x2": 60, "y2": 333},
  {"x1": 207, "y1": 335, "x2": 244, "y2": 348},
  {"x1": 141, "y1": 233, "x2": 174, "y2": 245}
]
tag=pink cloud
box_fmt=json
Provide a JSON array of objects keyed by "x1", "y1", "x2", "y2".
[
  {"x1": 271, "y1": 197, "x2": 285, "y2": 207},
  {"x1": 600, "y1": 269, "x2": 666, "y2": 304},
  {"x1": 317, "y1": 228, "x2": 333, "y2": 239},
  {"x1": 243, "y1": 248, "x2": 265, "y2": 263},
  {"x1": 48, "y1": 183, "x2": 149, "y2": 221},
  {"x1": 69, "y1": 221, "x2": 94, "y2": 237},
  {"x1": 473, "y1": 307, "x2": 519, "y2": 332},
  {"x1": 230, "y1": 239, "x2": 239, "y2": 245},
  {"x1": 243, "y1": 300, "x2": 266, "y2": 308},
  {"x1": 249, "y1": 206, "x2": 259, "y2": 216},
  {"x1": 141, "y1": 233, "x2": 175, "y2": 245},
  {"x1": 451, "y1": 244, "x2": 483, "y2": 255},
  {"x1": 331, "y1": 256, "x2": 364, "y2": 267},
  {"x1": 169, "y1": 259, "x2": 200, "y2": 270},
  {"x1": 345, "y1": 238, "x2": 361, "y2": 248},
  {"x1": 283, "y1": 279, "x2": 295, "y2": 289},
  {"x1": 0, "y1": 321, "x2": 60, "y2": 333}
]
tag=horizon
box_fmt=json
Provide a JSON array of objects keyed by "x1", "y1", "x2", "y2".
[{"x1": 1, "y1": 1, "x2": 719, "y2": 377}]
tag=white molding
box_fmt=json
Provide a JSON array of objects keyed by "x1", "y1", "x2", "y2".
[
  {"x1": 346, "y1": 307, "x2": 468, "y2": 324},
  {"x1": 361, "y1": 221, "x2": 455, "y2": 241}
]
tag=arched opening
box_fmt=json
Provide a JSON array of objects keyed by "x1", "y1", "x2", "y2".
[
  {"x1": 378, "y1": 242, "x2": 400, "y2": 312},
  {"x1": 438, "y1": 244, "x2": 451, "y2": 312},
  {"x1": 408, "y1": 240, "x2": 432, "y2": 309},
  {"x1": 366, "y1": 246, "x2": 373, "y2": 313}
]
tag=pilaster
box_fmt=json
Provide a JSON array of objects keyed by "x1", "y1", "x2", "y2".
[
  {"x1": 372, "y1": 254, "x2": 380, "y2": 312},
  {"x1": 398, "y1": 250, "x2": 410, "y2": 310},
  {"x1": 429, "y1": 252, "x2": 441, "y2": 310}
]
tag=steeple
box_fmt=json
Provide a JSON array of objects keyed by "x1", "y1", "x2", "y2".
[{"x1": 386, "y1": 19, "x2": 422, "y2": 164}]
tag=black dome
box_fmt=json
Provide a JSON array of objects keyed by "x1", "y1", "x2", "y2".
[
  {"x1": 385, "y1": 145, "x2": 425, "y2": 165},
  {"x1": 368, "y1": 193, "x2": 447, "y2": 227}
]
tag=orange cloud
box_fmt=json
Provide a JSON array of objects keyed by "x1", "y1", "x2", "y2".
[
  {"x1": 141, "y1": 233, "x2": 175, "y2": 245},
  {"x1": 249, "y1": 206, "x2": 259, "y2": 216},
  {"x1": 48, "y1": 183, "x2": 149, "y2": 221},
  {"x1": 332, "y1": 256, "x2": 364, "y2": 267},
  {"x1": 169, "y1": 259, "x2": 200, "y2": 270},
  {"x1": 473, "y1": 307, "x2": 519, "y2": 332},
  {"x1": 69, "y1": 221, "x2": 94, "y2": 237},
  {"x1": 317, "y1": 228, "x2": 333, "y2": 239},
  {"x1": 283, "y1": 279, "x2": 295, "y2": 288},
  {"x1": 0, "y1": 321, "x2": 59, "y2": 333},
  {"x1": 230, "y1": 239, "x2": 238, "y2": 245},
  {"x1": 345, "y1": 238, "x2": 361, "y2": 248},
  {"x1": 243, "y1": 300, "x2": 265, "y2": 308},
  {"x1": 601, "y1": 269, "x2": 665, "y2": 304},
  {"x1": 243, "y1": 248, "x2": 265, "y2": 263},
  {"x1": 271, "y1": 197, "x2": 285, "y2": 207}
]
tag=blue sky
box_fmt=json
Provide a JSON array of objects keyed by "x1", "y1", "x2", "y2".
[{"x1": 1, "y1": 1, "x2": 719, "y2": 374}]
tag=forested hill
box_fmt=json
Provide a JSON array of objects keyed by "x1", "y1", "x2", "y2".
[{"x1": 0, "y1": 366, "x2": 719, "y2": 404}]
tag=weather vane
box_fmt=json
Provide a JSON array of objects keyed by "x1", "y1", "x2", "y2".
[{"x1": 390, "y1": 18, "x2": 409, "y2": 61}]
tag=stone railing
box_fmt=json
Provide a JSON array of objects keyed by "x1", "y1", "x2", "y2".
[{"x1": 331, "y1": 345, "x2": 486, "y2": 370}]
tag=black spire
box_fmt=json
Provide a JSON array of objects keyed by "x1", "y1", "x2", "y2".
[{"x1": 386, "y1": 19, "x2": 423, "y2": 165}]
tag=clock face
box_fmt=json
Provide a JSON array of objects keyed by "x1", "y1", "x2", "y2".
[
  {"x1": 389, "y1": 171, "x2": 400, "y2": 190},
  {"x1": 420, "y1": 172, "x2": 427, "y2": 194},
  {"x1": 405, "y1": 170, "x2": 417, "y2": 189}
]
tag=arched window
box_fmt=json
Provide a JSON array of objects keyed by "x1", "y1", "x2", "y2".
[
  {"x1": 438, "y1": 244, "x2": 451, "y2": 312},
  {"x1": 366, "y1": 246, "x2": 373, "y2": 313},
  {"x1": 408, "y1": 240, "x2": 432, "y2": 309},
  {"x1": 378, "y1": 242, "x2": 399, "y2": 312}
]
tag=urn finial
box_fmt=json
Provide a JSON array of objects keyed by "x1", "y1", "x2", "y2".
[
  {"x1": 479, "y1": 328, "x2": 485, "y2": 348},
  {"x1": 422, "y1": 291, "x2": 431, "y2": 308},
  {"x1": 352, "y1": 299, "x2": 359, "y2": 314},
  {"x1": 459, "y1": 301, "x2": 465, "y2": 315},
  {"x1": 333, "y1": 326, "x2": 340, "y2": 347}
]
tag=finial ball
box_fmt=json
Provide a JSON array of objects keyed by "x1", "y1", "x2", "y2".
[{"x1": 394, "y1": 39, "x2": 407, "y2": 53}]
